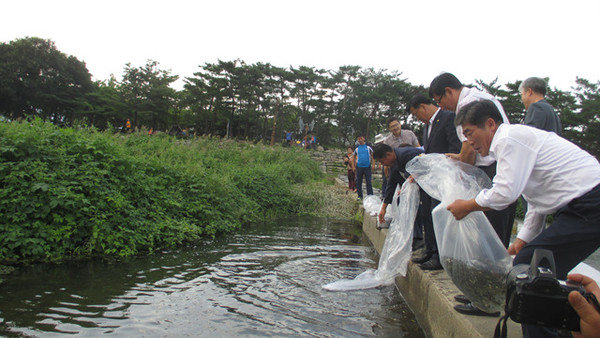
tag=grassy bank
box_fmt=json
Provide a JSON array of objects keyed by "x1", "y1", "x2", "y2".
[{"x1": 0, "y1": 120, "x2": 356, "y2": 265}]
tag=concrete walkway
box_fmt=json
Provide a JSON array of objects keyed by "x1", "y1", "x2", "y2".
[{"x1": 361, "y1": 210, "x2": 522, "y2": 338}]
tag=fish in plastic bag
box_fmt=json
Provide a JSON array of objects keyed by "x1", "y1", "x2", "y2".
[{"x1": 407, "y1": 153, "x2": 512, "y2": 312}]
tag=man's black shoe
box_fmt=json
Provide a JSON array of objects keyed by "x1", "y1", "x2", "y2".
[
  {"x1": 454, "y1": 303, "x2": 500, "y2": 317},
  {"x1": 419, "y1": 259, "x2": 443, "y2": 270},
  {"x1": 454, "y1": 294, "x2": 470, "y2": 304},
  {"x1": 411, "y1": 254, "x2": 431, "y2": 264}
]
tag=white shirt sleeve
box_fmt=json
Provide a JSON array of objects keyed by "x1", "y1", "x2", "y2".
[
  {"x1": 517, "y1": 209, "x2": 546, "y2": 243},
  {"x1": 475, "y1": 134, "x2": 536, "y2": 210}
]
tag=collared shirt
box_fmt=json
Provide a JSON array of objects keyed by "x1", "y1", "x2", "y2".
[
  {"x1": 474, "y1": 124, "x2": 600, "y2": 242},
  {"x1": 427, "y1": 108, "x2": 441, "y2": 138},
  {"x1": 455, "y1": 87, "x2": 510, "y2": 166},
  {"x1": 383, "y1": 130, "x2": 419, "y2": 148}
]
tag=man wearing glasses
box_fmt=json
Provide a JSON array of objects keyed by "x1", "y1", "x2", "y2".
[{"x1": 428, "y1": 72, "x2": 517, "y2": 317}]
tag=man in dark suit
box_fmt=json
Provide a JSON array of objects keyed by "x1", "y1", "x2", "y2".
[{"x1": 407, "y1": 94, "x2": 462, "y2": 270}]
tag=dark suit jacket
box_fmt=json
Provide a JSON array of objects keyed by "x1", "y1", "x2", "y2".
[
  {"x1": 423, "y1": 109, "x2": 462, "y2": 154},
  {"x1": 383, "y1": 147, "x2": 424, "y2": 204}
]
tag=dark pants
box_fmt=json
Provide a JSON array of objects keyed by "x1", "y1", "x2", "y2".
[
  {"x1": 479, "y1": 162, "x2": 517, "y2": 248},
  {"x1": 421, "y1": 191, "x2": 438, "y2": 257},
  {"x1": 411, "y1": 189, "x2": 425, "y2": 241},
  {"x1": 355, "y1": 166, "x2": 373, "y2": 199},
  {"x1": 514, "y1": 184, "x2": 600, "y2": 337},
  {"x1": 347, "y1": 169, "x2": 356, "y2": 191}
]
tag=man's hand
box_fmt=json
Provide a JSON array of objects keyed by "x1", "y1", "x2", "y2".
[
  {"x1": 445, "y1": 153, "x2": 460, "y2": 161},
  {"x1": 446, "y1": 199, "x2": 475, "y2": 220},
  {"x1": 508, "y1": 238, "x2": 527, "y2": 255},
  {"x1": 568, "y1": 273, "x2": 600, "y2": 337},
  {"x1": 378, "y1": 204, "x2": 388, "y2": 224}
]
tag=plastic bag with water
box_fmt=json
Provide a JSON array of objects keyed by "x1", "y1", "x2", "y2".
[
  {"x1": 362, "y1": 195, "x2": 381, "y2": 217},
  {"x1": 407, "y1": 153, "x2": 512, "y2": 313},
  {"x1": 323, "y1": 181, "x2": 420, "y2": 291}
]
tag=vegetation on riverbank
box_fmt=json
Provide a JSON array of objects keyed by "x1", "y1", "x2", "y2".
[{"x1": 0, "y1": 119, "x2": 355, "y2": 265}]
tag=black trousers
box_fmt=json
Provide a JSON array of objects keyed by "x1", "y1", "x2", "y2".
[{"x1": 421, "y1": 191, "x2": 438, "y2": 257}]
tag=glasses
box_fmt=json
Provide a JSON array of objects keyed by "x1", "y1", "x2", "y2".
[{"x1": 434, "y1": 92, "x2": 445, "y2": 105}]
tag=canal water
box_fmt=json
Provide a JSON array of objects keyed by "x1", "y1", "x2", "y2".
[{"x1": 0, "y1": 216, "x2": 424, "y2": 337}]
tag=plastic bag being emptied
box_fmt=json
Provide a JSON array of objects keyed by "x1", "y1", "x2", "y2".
[
  {"x1": 322, "y1": 181, "x2": 420, "y2": 291},
  {"x1": 362, "y1": 195, "x2": 382, "y2": 216}
]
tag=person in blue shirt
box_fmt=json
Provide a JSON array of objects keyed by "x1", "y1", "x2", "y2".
[{"x1": 352, "y1": 135, "x2": 374, "y2": 199}]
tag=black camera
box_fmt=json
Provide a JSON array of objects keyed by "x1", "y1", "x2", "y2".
[{"x1": 504, "y1": 249, "x2": 588, "y2": 331}]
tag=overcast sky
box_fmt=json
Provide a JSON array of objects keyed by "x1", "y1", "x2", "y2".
[{"x1": 2, "y1": 0, "x2": 599, "y2": 91}]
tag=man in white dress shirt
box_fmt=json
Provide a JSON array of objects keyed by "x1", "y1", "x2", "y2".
[
  {"x1": 429, "y1": 73, "x2": 518, "y2": 316},
  {"x1": 446, "y1": 99, "x2": 600, "y2": 337}
]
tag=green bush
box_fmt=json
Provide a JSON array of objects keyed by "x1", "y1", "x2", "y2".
[{"x1": 0, "y1": 120, "x2": 325, "y2": 263}]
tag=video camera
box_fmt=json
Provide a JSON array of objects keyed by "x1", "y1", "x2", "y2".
[{"x1": 503, "y1": 249, "x2": 591, "y2": 332}]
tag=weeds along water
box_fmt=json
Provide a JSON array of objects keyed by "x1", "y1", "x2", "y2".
[{"x1": 0, "y1": 119, "x2": 353, "y2": 265}]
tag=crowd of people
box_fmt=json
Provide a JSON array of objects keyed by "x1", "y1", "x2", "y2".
[{"x1": 345, "y1": 73, "x2": 600, "y2": 337}]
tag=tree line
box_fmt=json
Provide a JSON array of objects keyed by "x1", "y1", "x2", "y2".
[{"x1": 1, "y1": 37, "x2": 599, "y2": 157}]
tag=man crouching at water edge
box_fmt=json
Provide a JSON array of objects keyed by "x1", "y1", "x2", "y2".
[
  {"x1": 372, "y1": 144, "x2": 424, "y2": 237},
  {"x1": 446, "y1": 100, "x2": 600, "y2": 337}
]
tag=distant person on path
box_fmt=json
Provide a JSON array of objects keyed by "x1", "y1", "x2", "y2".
[
  {"x1": 343, "y1": 147, "x2": 356, "y2": 192},
  {"x1": 353, "y1": 135, "x2": 374, "y2": 200},
  {"x1": 407, "y1": 94, "x2": 462, "y2": 271},
  {"x1": 519, "y1": 77, "x2": 562, "y2": 135}
]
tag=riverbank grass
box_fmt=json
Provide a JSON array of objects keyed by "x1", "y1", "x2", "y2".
[{"x1": 0, "y1": 119, "x2": 353, "y2": 264}]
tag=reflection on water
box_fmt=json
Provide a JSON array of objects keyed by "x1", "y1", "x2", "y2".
[{"x1": 0, "y1": 216, "x2": 424, "y2": 337}]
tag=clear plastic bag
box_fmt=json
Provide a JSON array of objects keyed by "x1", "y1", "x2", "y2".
[
  {"x1": 323, "y1": 181, "x2": 420, "y2": 291},
  {"x1": 362, "y1": 195, "x2": 382, "y2": 216},
  {"x1": 407, "y1": 154, "x2": 512, "y2": 312}
]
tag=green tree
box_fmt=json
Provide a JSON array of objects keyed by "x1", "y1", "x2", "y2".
[
  {"x1": 84, "y1": 77, "x2": 128, "y2": 129},
  {"x1": 562, "y1": 78, "x2": 600, "y2": 157},
  {"x1": 0, "y1": 37, "x2": 93, "y2": 124},
  {"x1": 120, "y1": 60, "x2": 178, "y2": 131}
]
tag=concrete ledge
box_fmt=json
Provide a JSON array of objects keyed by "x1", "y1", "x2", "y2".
[{"x1": 361, "y1": 211, "x2": 521, "y2": 338}]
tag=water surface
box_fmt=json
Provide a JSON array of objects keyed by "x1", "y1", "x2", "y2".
[{"x1": 0, "y1": 216, "x2": 424, "y2": 337}]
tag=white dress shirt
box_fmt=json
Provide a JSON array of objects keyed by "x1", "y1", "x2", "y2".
[
  {"x1": 427, "y1": 108, "x2": 441, "y2": 139},
  {"x1": 455, "y1": 87, "x2": 510, "y2": 166},
  {"x1": 474, "y1": 124, "x2": 600, "y2": 243}
]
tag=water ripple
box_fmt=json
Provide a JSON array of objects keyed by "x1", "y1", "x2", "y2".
[{"x1": 0, "y1": 216, "x2": 424, "y2": 337}]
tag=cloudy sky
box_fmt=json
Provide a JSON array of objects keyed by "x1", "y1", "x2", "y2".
[{"x1": 2, "y1": 0, "x2": 598, "y2": 91}]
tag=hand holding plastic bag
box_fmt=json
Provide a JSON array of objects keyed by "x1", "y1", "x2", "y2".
[
  {"x1": 407, "y1": 154, "x2": 512, "y2": 312},
  {"x1": 323, "y1": 181, "x2": 420, "y2": 291}
]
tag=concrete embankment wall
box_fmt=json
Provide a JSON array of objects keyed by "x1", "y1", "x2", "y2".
[{"x1": 361, "y1": 210, "x2": 522, "y2": 338}]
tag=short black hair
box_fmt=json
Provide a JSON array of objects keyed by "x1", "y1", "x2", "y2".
[
  {"x1": 455, "y1": 100, "x2": 504, "y2": 128},
  {"x1": 407, "y1": 94, "x2": 434, "y2": 112},
  {"x1": 372, "y1": 143, "x2": 393, "y2": 160},
  {"x1": 429, "y1": 72, "x2": 462, "y2": 98},
  {"x1": 386, "y1": 116, "x2": 400, "y2": 127}
]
